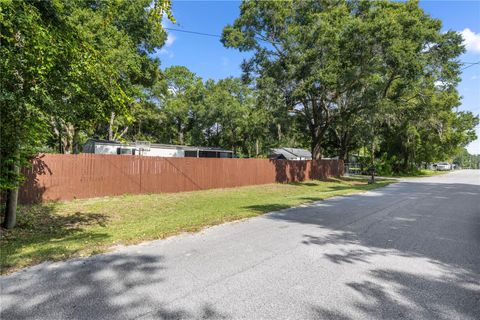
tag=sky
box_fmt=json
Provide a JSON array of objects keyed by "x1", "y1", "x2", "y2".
[{"x1": 155, "y1": 0, "x2": 480, "y2": 155}]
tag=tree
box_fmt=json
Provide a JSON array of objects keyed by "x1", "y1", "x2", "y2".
[
  {"x1": 0, "y1": 0, "x2": 174, "y2": 228},
  {"x1": 222, "y1": 0, "x2": 468, "y2": 164},
  {"x1": 156, "y1": 66, "x2": 205, "y2": 145},
  {"x1": 202, "y1": 78, "x2": 249, "y2": 154},
  {"x1": 52, "y1": 0, "x2": 172, "y2": 151},
  {"x1": 142, "y1": 67, "x2": 268, "y2": 157},
  {"x1": 222, "y1": 0, "x2": 349, "y2": 159},
  {"x1": 1, "y1": 0, "x2": 82, "y2": 228},
  {"x1": 454, "y1": 148, "x2": 480, "y2": 169}
]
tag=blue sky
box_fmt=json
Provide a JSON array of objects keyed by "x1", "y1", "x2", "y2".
[{"x1": 156, "y1": 0, "x2": 480, "y2": 155}]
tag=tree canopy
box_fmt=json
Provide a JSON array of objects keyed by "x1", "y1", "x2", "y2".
[
  {"x1": 0, "y1": 0, "x2": 173, "y2": 189},
  {"x1": 222, "y1": 0, "x2": 476, "y2": 164},
  {"x1": 1, "y1": 0, "x2": 478, "y2": 228}
]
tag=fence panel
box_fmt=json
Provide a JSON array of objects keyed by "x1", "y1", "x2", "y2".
[{"x1": 18, "y1": 154, "x2": 344, "y2": 204}]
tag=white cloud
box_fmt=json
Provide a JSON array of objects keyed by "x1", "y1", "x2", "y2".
[
  {"x1": 460, "y1": 28, "x2": 480, "y2": 53},
  {"x1": 160, "y1": 12, "x2": 176, "y2": 49},
  {"x1": 156, "y1": 13, "x2": 176, "y2": 58},
  {"x1": 157, "y1": 47, "x2": 174, "y2": 59},
  {"x1": 165, "y1": 33, "x2": 176, "y2": 47}
]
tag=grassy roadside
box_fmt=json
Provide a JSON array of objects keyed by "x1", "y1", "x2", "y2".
[
  {"x1": 0, "y1": 178, "x2": 391, "y2": 274},
  {"x1": 381, "y1": 169, "x2": 449, "y2": 178},
  {"x1": 353, "y1": 169, "x2": 448, "y2": 179}
]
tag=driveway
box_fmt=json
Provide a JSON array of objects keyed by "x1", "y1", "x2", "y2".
[{"x1": 1, "y1": 170, "x2": 479, "y2": 320}]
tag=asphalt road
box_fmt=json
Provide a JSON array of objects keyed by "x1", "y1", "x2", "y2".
[{"x1": 1, "y1": 170, "x2": 479, "y2": 320}]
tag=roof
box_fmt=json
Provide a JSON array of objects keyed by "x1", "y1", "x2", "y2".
[
  {"x1": 85, "y1": 139, "x2": 232, "y2": 153},
  {"x1": 270, "y1": 148, "x2": 312, "y2": 160},
  {"x1": 86, "y1": 138, "x2": 122, "y2": 145},
  {"x1": 135, "y1": 143, "x2": 233, "y2": 153}
]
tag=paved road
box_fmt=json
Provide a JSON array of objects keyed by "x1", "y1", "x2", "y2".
[{"x1": 1, "y1": 171, "x2": 479, "y2": 320}]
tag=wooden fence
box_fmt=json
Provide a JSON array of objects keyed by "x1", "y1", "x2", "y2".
[{"x1": 18, "y1": 154, "x2": 344, "y2": 204}]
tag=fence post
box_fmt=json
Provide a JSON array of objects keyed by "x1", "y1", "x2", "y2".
[{"x1": 139, "y1": 155, "x2": 143, "y2": 193}]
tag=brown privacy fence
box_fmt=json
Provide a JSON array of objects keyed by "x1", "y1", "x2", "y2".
[{"x1": 18, "y1": 154, "x2": 344, "y2": 204}]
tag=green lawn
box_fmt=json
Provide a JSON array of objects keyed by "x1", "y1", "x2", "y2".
[
  {"x1": 352, "y1": 169, "x2": 449, "y2": 178},
  {"x1": 0, "y1": 178, "x2": 391, "y2": 274},
  {"x1": 382, "y1": 169, "x2": 449, "y2": 178}
]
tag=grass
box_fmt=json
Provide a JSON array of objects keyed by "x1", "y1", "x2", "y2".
[
  {"x1": 352, "y1": 169, "x2": 449, "y2": 178},
  {"x1": 0, "y1": 178, "x2": 391, "y2": 274},
  {"x1": 381, "y1": 169, "x2": 449, "y2": 178}
]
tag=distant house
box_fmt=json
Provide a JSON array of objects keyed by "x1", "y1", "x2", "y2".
[
  {"x1": 82, "y1": 139, "x2": 234, "y2": 158},
  {"x1": 269, "y1": 148, "x2": 312, "y2": 160}
]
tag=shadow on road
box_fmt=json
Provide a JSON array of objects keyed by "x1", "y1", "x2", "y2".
[
  {"x1": 2, "y1": 178, "x2": 479, "y2": 320},
  {"x1": 0, "y1": 253, "x2": 227, "y2": 320},
  {"x1": 312, "y1": 267, "x2": 479, "y2": 320},
  {"x1": 267, "y1": 180, "x2": 480, "y2": 320}
]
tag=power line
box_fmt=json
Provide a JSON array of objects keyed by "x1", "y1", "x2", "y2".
[
  {"x1": 461, "y1": 61, "x2": 480, "y2": 70},
  {"x1": 163, "y1": 27, "x2": 480, "y2": 70},
  {"x1": 164, "y1": 27, "x2": 221, "y2": 38},
  {"x1": 164, "y1": 27, "x2": 278, "y2": 44}
]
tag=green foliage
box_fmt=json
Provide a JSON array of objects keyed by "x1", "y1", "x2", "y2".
[
  {"x1": 223, "y1": 0, "x2": 477, "y2": 167},
  {"x1": 2, "y1": 0, "x2": 478, "y2": 197},
  {"x1": 0, "y1": 0, "x2": 174, "y2": 190},
  {"x1": 121, "y1": 67, "x2": 273, "y2": 157},
  {"x1": 453, "y1": 148, "x2": 480, "y2": 169},
  {"x1": 1, "y1": 0, "x2": 69, "y2": 188},
  {"x1": 375, "y1": 153, "x2": 395, "y2": 177}
]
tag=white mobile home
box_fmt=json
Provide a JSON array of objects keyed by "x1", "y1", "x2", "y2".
[{"x1": 82, "y1": 139, "x2": 234, "y2": 158}]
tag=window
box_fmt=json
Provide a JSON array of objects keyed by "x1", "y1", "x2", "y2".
[
  {"x1": 219, "y1": 152, "x2": 232, "y2": 158},
  {"x1": 117, "y1": 147, "x2": 135, "y2": 155},
  {"x1": 185, "y1": 150, "x2": 198, "y2": 157}
]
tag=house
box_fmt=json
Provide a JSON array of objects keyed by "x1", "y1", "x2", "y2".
[
  {"x1": 82, "y1": 139, "x2": 234, "y2": 158},
  {"x1": 269, "y1": 148, "x2": 312, "y2": 160}
]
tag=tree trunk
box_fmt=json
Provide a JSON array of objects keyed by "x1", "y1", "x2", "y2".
[
  {"x1": 50, "y1": 118, "x2": 63, "y2": 153},
  {"x1": 63, "y1": 123, "x2": 75, "y2": 154},
  {"x1": 177, "y1": 119, "x2": 184, "y2": 145},
  {"x1": 116, "y1": 126, "x2": 129, "y2": 140},
  {"x1": 370, "y1": 139, "x2": 375, "y2": 183},
  {"x1": 58, "y1": 133, "x2": 63, "y2": 153},
  {"x1": 339, "y1": 131, "x2": 351, "y2": 162},
  {"x1": 255, "y1": 138, "x2": 260, "y2": 157},
  {"x1": 232, "y1": 127, "x2": 237, "y2": 156},
  {"x1": 338, "y1": 146, "x2": 349, "y2": 162},
  {"x1": 108, "y1": 112, "x2": 115, "y2": 141},
  {"x1": 73, "y1": 130, "x2": 79, "y2": 154},
  {"x1": 2, "y1": 163, "x2": 19, "y2": 229},
  {"x1": 178, "y1": 131, "x2": 184, "y2": 145},
  {"x1": 310, "y1": 125, "x2": 323, "y2": 160},
  {"x1": 311, "y1": 140, "x2": 322, "y2": 160}
]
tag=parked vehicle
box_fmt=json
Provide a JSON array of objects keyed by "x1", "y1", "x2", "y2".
[{"x1": 436, "y1": 162, "x2": 451, "y2": 171}]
